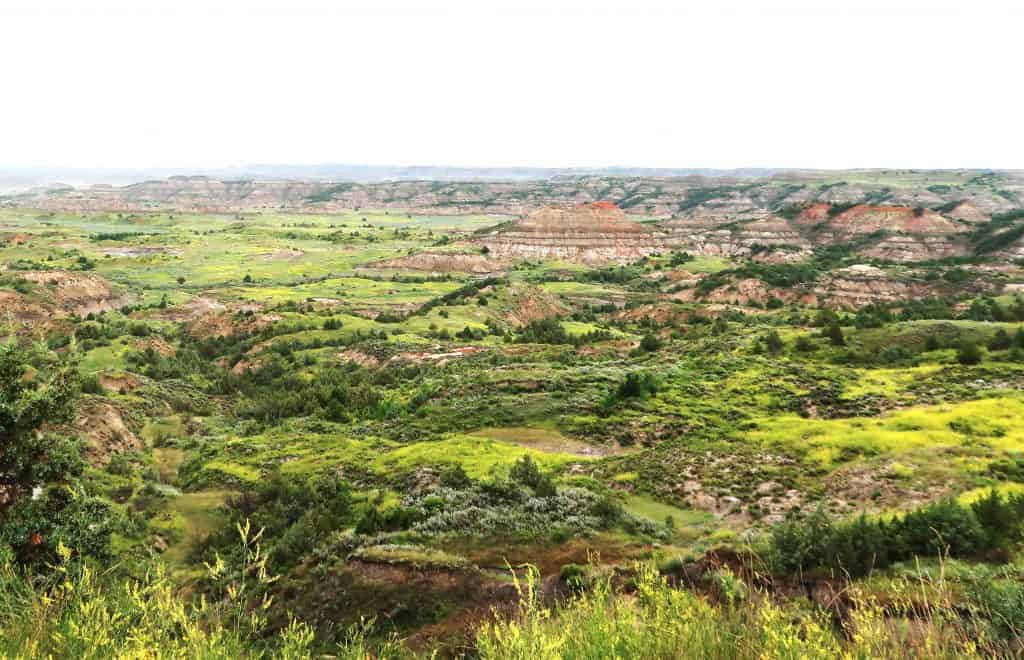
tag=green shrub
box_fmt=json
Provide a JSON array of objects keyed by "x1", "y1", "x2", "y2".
[{"x1": 957, "y1": 340, "x2": 983, "y2": 365}]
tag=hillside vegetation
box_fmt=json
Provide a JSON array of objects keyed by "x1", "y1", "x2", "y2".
[{"x1": 3, "y1": 171, "x2": 1024, "y2": 657}]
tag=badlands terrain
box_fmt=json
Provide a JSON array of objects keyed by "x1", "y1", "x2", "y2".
[{"x1": 5, "y1": 169, "x2": 1024, "y2": 657}]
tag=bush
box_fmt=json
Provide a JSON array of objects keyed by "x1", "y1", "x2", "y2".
[
  {"x1": 639, "y1": 333, "x2": 662, "y2": 353},
  {"x1": 989, "y1": 329, "x2": 1012, "y2": 351},
  {"x1": 957, "y1": 341, "x2": 983, "y2": 365},
  {"x1": 824, "y1": 322, "x2": 845, "y2": 347},
  {"x1": 794, "y1": 335, "x2": 815, "y2": 353},
  {"x1": 770, "y1": 492, "x2": 1024, "y2": 579},
  {"x1": 509, "y1": 456, "x2": 557, "y2": 498}
]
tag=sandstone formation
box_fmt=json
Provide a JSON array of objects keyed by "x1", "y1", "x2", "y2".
[
  {"x1": 796, "y1": 204, "x2": 971, "y2": 262},
  {"x1": 678, "y1": 263, "x2": 948, "y2": 310},
  {"x1": 478, "y1": 202, "x2": 664, "y2": 265},
  {"x1": 808, "y1": 264, "x2": 936, "y2": 309},
  {"x1": 367, "y1": 251, "x2": 502, "y2": 274},
  {"x1": 665, "y1": 212, "x2": 813, "y2": 264},
  {"x1": 10, "y1": 171, "x2": 1021, "y2": 223}
]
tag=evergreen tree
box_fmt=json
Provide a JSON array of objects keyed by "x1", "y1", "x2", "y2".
[
  {"x1": 989, "y1": 328, "x2": 1012, "y2": 351},
  {"x1": 957, "y1": 340, "x2": 983, "y2": 365},
  {"x1": 825, "y1": 322, "x2": 845, "y2": 347}
]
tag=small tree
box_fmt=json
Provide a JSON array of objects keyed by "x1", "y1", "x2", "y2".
[
  {"x1": 765, "y1": 330, "x2": 784, "y2": 354},
  {"x1": 177, "y1": 276, "x2": 186, "y2": 285},
  {"x1": 957, "y1": 340, "x2": 983, "y2": 366},
  {"x1": 825, "y1": 322, "x2": 845, "y2": 347},
  {"x1": 794, "y1": 335, "x2": 815, "y2": 353},
  {"x1": 988, "y1": 329, "x2": 1012, "y2": 351},
  {"x1": 0, "y1": 342, "x2": 110, "y2": 565},
  {"x1": 510, "y1": 455, "x2": 556, "y2": 497},
  {"x1": 639, "y1": 333, "x2": 662, "y2": 353}
]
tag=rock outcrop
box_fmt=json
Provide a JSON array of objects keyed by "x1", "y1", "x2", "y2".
[
  {"x1": 478, "y1": 203, "x2": 663, "y2": 265},
  {"x1": 679, "y1": 264, "x2": 945, "y2": 310},
  {"x1": 366, "y1": 251, "x2": 502, "y2": 274},
  {"x1": 808, "y1": 264, "x2": 935, "y2": 309},
  {"x1": 18, "y1": 271, "x2": 132, "y2": 317},
  {"x1": 8, "y1": 170, "x2": 1023, "y2": 223},
  {"x1": 796, "y1": 204, "x2": 970, "y2": 262},
  {"x1": 665, "y1": 212, "x2": 813, "y2": 263}
]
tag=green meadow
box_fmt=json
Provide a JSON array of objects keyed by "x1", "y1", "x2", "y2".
[{"x1": 5, "y1": 202, "x2": 1024, "y2": 656}]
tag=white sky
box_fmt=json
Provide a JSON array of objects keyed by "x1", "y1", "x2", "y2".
[{"x1": 2, "y1": 0, "x2": 1022, "y2": 171}]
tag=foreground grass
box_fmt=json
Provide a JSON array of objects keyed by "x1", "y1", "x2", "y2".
[
  {"x1": 475, "y1": 566, "x2": 990, "y2": 660},
  {"x1": 2, "y1": 558, "x2": 993, "y2": 659}
]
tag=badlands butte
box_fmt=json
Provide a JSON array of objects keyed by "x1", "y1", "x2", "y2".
[
  {"x1": 8, "y1": 168, "x2": 1024, "y2": 656},
  {"x1": 8, "y1": 169, "x2": 1024, "y2": 310}
]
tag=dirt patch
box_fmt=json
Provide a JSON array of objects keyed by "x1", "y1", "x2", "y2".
[
  {"x1": 98, "y1": 372, "x2": 143, "y2": 394},
  {"x1": 0, "y1": 232, "x2": 31, "y2": 246},
  {"x1": 338, "y1": 349, "x2": 382, "y2": 368},
  {"x1": 503, "y1": 284, "x2": 569, "y2": 327},
  {"x1": 0, "y1": 290, "x2": 53, "y2": 329},
  {"x1": 613, "y1": 303, "x2": 687, "y2": 325},
  {"x1": 74, "y1": 398, "x2": 143, "y2": 466},
  {"x1": 135, "y1": 337, "x2": 176, "y2": 357},
  {"x1": 824, "y1": 461, "x2": 949, "y2": 513},
  {"x1": 258, "y1": 248, "x2": 305, "y2": 261},
  {"x1": 20, "y1": 270, "x2": 132, "y2": 317},
  {"x1": 676, "y1": 277, "x2": 792, "y2": 307},
  {"x1": 392, "y1": 345, "x2": 484, "y2": 367},
  {"x1": 479, "y1": 203, "x2": 663, "y2": 265},
  {"x1": 229, "y1": 357, "x2": 264, "y2": 375},
  {"x1": 368, "y1": 251, "x2": 503, "y2": 274},
  {"x1": 185, "y1": 306, "x2": 282, "y2": 339}
]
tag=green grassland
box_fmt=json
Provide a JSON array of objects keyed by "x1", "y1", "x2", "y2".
[{"x1": 6, "y1": 203, "x2": 1024, "y2": 655}]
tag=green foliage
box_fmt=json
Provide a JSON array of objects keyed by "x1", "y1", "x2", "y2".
[
  {"x1": 0, "y1": 342, "x2": 111, "y2": 566},
  {"x1": 988, "y1": 328, "x2": 1012, "y2": 351},
  {"x1": 794, "y1": 335, "x2": 815, "y2": 353},
  {"x1": 615, "y1": 371, "x2": 658, "y2": 401},
  {"x1": 957, "y1": 340, "x2": 983, "y2": 365},
  {"x1": 201, "y1": 471, "x2": 353, "y2": 571},
  {"x1": 509, "y1": 455, "x2": 556, "y2": 497},
  {"x1": 971, "y1": 209, "x2": 1024, "y2": 254},
  {"x1": 515, "y1": 317, "x2": 611, "y2": 346},
  {"x1": 824, "y1": 322, "x2": 845, "y2": 347},
  {"x1": 770, "y1": 491, "x2": 1024, "y2": 578},
  {"x1": 474, "y1": 564, "x2": 985, "y2": 658},
  {"x1": 639, "y1": 332, "x2": 662, "y2": 353}
]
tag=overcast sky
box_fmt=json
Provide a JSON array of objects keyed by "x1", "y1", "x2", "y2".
[{"x1": 2, "y1": 0, "x2": 1022, "y2": 171}]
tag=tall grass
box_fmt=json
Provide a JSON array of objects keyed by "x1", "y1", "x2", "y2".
[
  {"x1": 0, "y1": 536, "x2": 1006, "y2": 658},
  {"x1": 474, "y1": 564, "x2": 988, "y2": 660},
  {"x1": 0, "y1": 528, "x2": 399, "y2": 659}
]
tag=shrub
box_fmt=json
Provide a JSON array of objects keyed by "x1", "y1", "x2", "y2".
[
  {"x1": 639, "y1": 333, "x2": 662, "y2": 353},
  {"x1": 825, "y1": 322, "x2": 845, "y2": 347},
  {"x1": 769, "y1": 492, "x2": 1024, "y2": 579},
  {"x1": 957, "y1": 340, "x2": 983, "y2": 365},
  {"x1": 989, "y1": 329, "x2": 1012, "y2": 351},
  {"x1": 510, "y1": 456, "x2": 557, "y2": 497},
  {"x1": 794, "y1": 335, "x2": 815, "y2": 353}
]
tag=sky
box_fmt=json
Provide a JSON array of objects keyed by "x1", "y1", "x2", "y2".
[{"x1": 2, "y1": 0, "x2": 1022, "y2": 171}]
